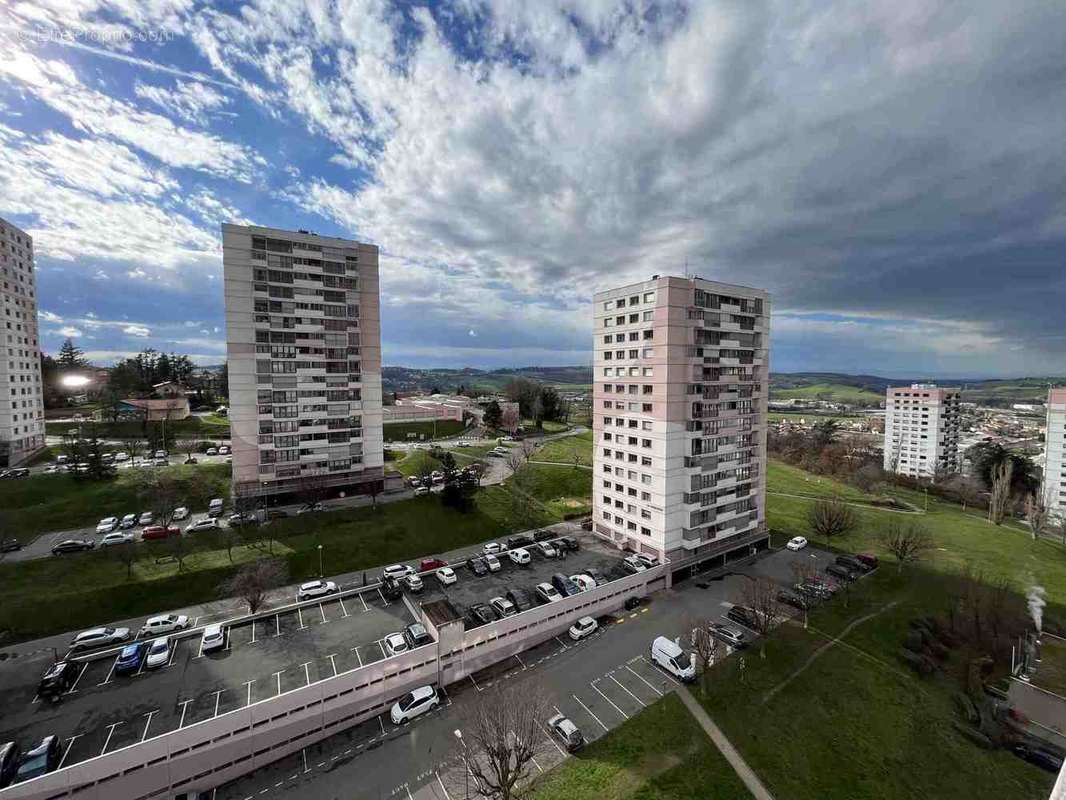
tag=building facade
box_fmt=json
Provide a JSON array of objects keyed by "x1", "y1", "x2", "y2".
[
  {"x1": 222, "y1": 224, "x2": 383, "y2": 501},
  {"x1": 1044, "y1": 389, "x2": 1066, "y2": 521},
  {"x1": 0, "y1": 217, "x2": 45, "y2": 468},
  {"x1": 882, "y1": 383, "x2": 961, "y2": 478},
  {"x1": 591, "y1": 275, "x2": 770, "y2": 571}
]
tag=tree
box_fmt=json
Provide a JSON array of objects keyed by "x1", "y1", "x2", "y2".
[
  {"x1": 57, "y1": 337, "x2": 89, "y2": 370},
  {"x1": 806, "y1": 497, "x2": 857, "y2": 549},
  {"x1": 109, "y1": 541, "x2": 138, "y2": 580},
  {"x1": 1024, "y1": 494, "x2": 1050, "y2": 541},
  {"x1": 295, "y1": 474, "x2": 330, "y2": 511},
  {"x1": 177, "y1": 438, "x2": 200, "y2": 463},
  {"x1": 133, "y1": 470, "x2": 193, "y2": 535},
  {"x1": 988, "y1": 459, "x2": 1013, "y2": 525},
  {"x1": 439, "y1": 451, "x2": 458, "y2": 478},
  {"x1": 483, "y1": 400, "x2": 502, "y2": 430},
  {"x1": 448, "y1": 683, "x2": 554, "y2": 800},
  {"x1": 529, "y1": 393, "x2": 545, "y2": 429},
  {"x1": 84, "y1": 437, "x2": 117, "y2": 481},
  {"x1": 501, "y1": 404, "x2": 520, "y2": 433},
  {"x1": 166, "y1": 528, "x2": 189, "y2": 572},
  {"x1": 689, "y1": 619, "x2": 722, "y2": 695},
  {"x1": 125, "y1": 437, "x2": 145, "y2": 463},
  {"x1": 879, "y1": 519, "x2": 933, "y2": 573},
  {"x1": 442, "y1": 472, "x2": 477, "y2": 512},
  {"x1": 737, "y1": 577, "x2": 783, "y2": 651},
  {"x1": 219, "y1": 558, "x2": 288, "y2": 614},
  {"x1": 810, "y1": 419, "x2": 840, "y2": 448},
  {"x1": 968, "y1": 441, "x2": 1039, "y2": 499},
  {"x1": 502, "y1": 377, "x2": 541, "y2": 418}
]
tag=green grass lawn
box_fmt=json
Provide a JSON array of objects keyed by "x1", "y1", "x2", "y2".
[
  {"x1": 45, "y1": 414, "x2": 231, "y2": 439},
  {"x1": 771, "y1": 383, "x2": 884, "y2": 405},
  {"x1": 513, "y1": 462, "x2": 592, "y2": 518},
  {"x1": 1032, "y1": 637, "x2": 1066, "y2": 696},
  {"x1": 534, "y1": 430, "x2": 593, "y2": 466},
  {"x1": 521, "y1": 419, "x2": 572, "y2": 434},
  {"x1": 383, "y1": 419, "x2": 468, "y2": 442},
  {"x1": 532, "y1": 693, "x2": 752, "y2": 800},
  {"x1": 0, "y1": 464, "x2": 231, "y2": 537}
]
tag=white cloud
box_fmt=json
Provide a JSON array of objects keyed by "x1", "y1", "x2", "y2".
[
  {"x1": 58, "y1": 326, "x2": 83, "y2": 337},
  {"x1": 123, "y1": 324, "x2": 151, "y2": 337},
  {"x1": 39, "y1": 310, "x2": 62, "y2": 323},
  {"x1": 133, "y1": 80, "x2": 231, "y2": 124}
]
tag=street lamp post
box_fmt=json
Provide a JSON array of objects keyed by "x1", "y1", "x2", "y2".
[
  {"x1": 317, "y1": 544, "x2": 323, "y2": 578},
  {"x1": 454, "y1": 729, "x2": 469, "y2": 799}
]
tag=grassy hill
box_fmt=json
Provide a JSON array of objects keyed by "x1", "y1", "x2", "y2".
[{"x1": 771, "y1": 372, "x2": 1066, "y2": 407}]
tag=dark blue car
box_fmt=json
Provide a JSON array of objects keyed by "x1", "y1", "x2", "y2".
[{"x1": 114, "y1": 642, "x2": 147, "y2": 675}]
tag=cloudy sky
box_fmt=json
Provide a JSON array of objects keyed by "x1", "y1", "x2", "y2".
[{"x1": 1, "y1": 0, "x2": 1064, "y2": 378}]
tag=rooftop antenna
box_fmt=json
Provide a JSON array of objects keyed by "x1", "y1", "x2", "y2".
[{"x1": 684, "y1": 258, "x2": 691, "y2": 279}]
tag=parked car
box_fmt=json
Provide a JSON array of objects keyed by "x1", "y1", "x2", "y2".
[
  {"x1": 547, "y1": 713, "x2": 585, "y2": 752},
  {"x1": 533, "y1": 529, "x2": 555, "y2": 543},
  {"x1": 568, "y1": 616, "x2": 598, "y2": 641},
  {"x1": 570, "y1": 574, "x2": 595, "y2": 592},
  {"x1": 777, "y1": 589, "x2": 809, "y2": 611},
  {"x1": 483, "y1": 553, "x2": 502, "y2": 572},
  {"x1": 0, "y1": 538, "x2": 21, "y2": 553},
  {"x1": 141, "y1": 525, "x2": 180, "y2": 540},
  {"x1": 114, "y1": 642, "x2": 148, "y2": 675},
  {"x1": 407, "y1": 476, "x2": 422, "y2": 488},
  {"x1": 119, "y1": 513, "x2": 137, "y2": 529},
  {"x1": 0, "y1": 741, "x2": 19, "y2": 788},
  {"x1": 36, "y1": 661, "x2": 78, "y2": 701},
  {"x1": 551, "y1": 573, "x2": 581, "y2": 597},
  {"x1": 207, "y1": 498, "x2": 225, "y2": 517},
  {"x1": 2, "y1": 468, "x2": 29, "y2": 479},
  {"x1": 708, "y1": 623, "x2": 748, "y2": 649},
  {"x1": 413, "y1": 486, "x2": 430, "y2": 497},
  {"x1": 113, "y1": 453, "x2": 129, "y2": 463},
  {"x1": 186, "y1": 518, "x2": 219, "y2": 533},
  {"x1": 227, "y1": 513, "x2": 258, "y2": 528},
  {"x1": 71, "y1": 626, "x2": 130, "y2": 650},
  {"x1": 506, "y1": 587, "x2": 535, "y2": 612},
  {"x1": 218, "y1": 445, "x2": 231, "y2": 456},
  {"x1": 172, "y1": 507, "x2": 190, "y2": 521},
  {"x1": 466, "y1": 556, "x2": 488, "y2": 576},
  {"x1": 586, "y1": 567, "x2": 608, "y2": 587},
  {"x1": 380, "y1": 577, "x2": 403, "y2": 602},
  {"x1": 436, "y1": 566, "x2": 458, "y2": 586},
  {"x1": 403, "y1": 623, "x2": 432, "y2": 649},
  {"x1": 580, "y1": 517, "x2": 593, "y2": 531},
  {"x1": 489, "y1": 597, "x2": 517, "y2": 618},
  {"x1": 403, "y1": 574, "x2": 424, "y2": 593},
  {"x1": 624, "y1": 595, "x2": 644, "y2": 611},
  {"x1": 200, "y1": 625, "x2": 226, "y2": 653},
  {"x1": 96, "y1": 517, "x2": 119, "y2": 534},
  {"x1": 786, "y1": 536, "x2": 808, "y2": 551},
  {"x1": 837, "y1": 554, "x2": 874, "y2": 573},
  {"x1": 383, "y1": 632, "x2": 409, "y2": 657},
  {"x1": 634, "y1": 553, "x2": 659, "y2": 568},
  {"x1": 650, "y1": 636, "x2": 695, "y2": 682},
  {"x1": 622, "y1": 555, "x2": 647, "y2": 574},
  {"x1": 506, "y1": 534, "x2": 534, "y2": 549},
  {"x1": 144, "y1": 637, "x2": 171, "y2": 669},
  {"x1": 535, "y1": 582, "x2": 563, "y2": 604},
  {"x1": 13, "y1": 736, "x2": 59, "y2": 784},
  {"x1": 420, "y1": 557, "x2": 448, "y2": 572},
  {"x1": 153, "y1": 450, "x2": 167, "y2": 459},
  {"x1": 509, "y1": 547, "x2": 531, "y2": 566},
  {"x1": 536, "y1": 541, "x2": 557, "y2": 559},
  {"x1": 557, "y1": 536, "x2": 580, "y2": 552},
  {"x1": 382, "y1": 564, "x2": 414, "y2": 582},
  {"x1": 51, "y1": 539, "x2": 94, "y2": 555},
  {"x1": 100, "y1": 532, "x2": 134, "y2": 547},
  {"x1": 1012, "y1": 741, "x2": 1065, "y2": 772},
  {"x1": 826, "y1": 563, "x2": 859, "y2": 582},
  {"x1": 297, "y1": 580, "x2": 337, "y2": 601},
  {"x1": 205, "y1": 448, "x2": 219, "y2": 456},
  {"x1": 138, "y1": 511, "x2": 154, "y2": 526},
  {"x1": 265, "y1": 509, "x2": 290, "y2": 520},
  {"x1": 153, "y1": 458, "x2": 168, "y2": 467},
  {"x1": 390, "y1": 686, "x2": 439, "y2": 724},
  {"x1": 139, "y1": 614, "x2": 190, "y2": 637},
  {"x1": 468, "y1": 603, "x2": 495, "y2": 626},
  {"x1": 855, "y1": 553, "x2": 879, "y2": 569},
  {"x1": 482, "y1": 542, "x2": 504, "y2": 555},
  {"x1": 726, "y1": 605, "x2": 761, "y2": 630}
]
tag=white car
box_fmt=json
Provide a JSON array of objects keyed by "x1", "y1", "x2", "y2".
[
  {"x1": 569, "y1": 616, "x2": 598, "y2": 641},
  {"x1": 536, "y1": 541, "x2": 557, "y2": 558},
  {"x1": 489, "y1": 597, "x2": 516, "y2": 618},
  {"x1": 390, "y1": 686, "x2": 439, "y2": 724},
  {"x1": 634, "y1": 553, "x2": 659, "y2": 568},
  {"x1": 114, "y1": 453, "x2": 129, "y2": 463},
  {"x1": 140, "y1": 614, "x2": 190, "y2": 637},
  {"x1": 153, "y1": 450, "x2": 167, "y2": 459},
  {"x1": 138, "y1": 512, "x2": 154, "y2": 527},
  {"x1": 201, "y1": 624, "x2": 225, "y2": 653},
  {"x1": 548, "y1": 713, "x2": 585, "y2": 752},
  {"x1": 186, "y1": 518, "x2": 219, "y2": 533},
  {"x1": 570, "y1": 574, "x2": 596, "y2": 592},
  {"x1": 408, "y1": 476, "x2": 422, "y2": 488},
  {"x1": 786, "y1": 536, "x2": 808, "y2": 551},
  {"x1": 43, "y1": 465, "x2": 59, "y2": 474},
  {"x1": 623, "y1": 555, "x2": 647, "y2": 574},
  {"x1": 382, "y1": 564, "x2": 414, "y2": 582},
  {"x1": 144, "y1": 637, "x2": 171, "y2": 669},
  {"x1": 153, "y1": 458, "x2": 168, "y2": 468},
  {"x1": 535, "y1": 582, "x2": 562, "y2": 603},
  {"x1": 71, "y1": 626, "x2": 130, "y2": 650},
  {"x1": 383, "y1": 632, "x2": 409, "y2": 657},
  {"x1": 218, "y1": 445, "x2": 231, "y2": 456},
  {"x1": 482, "y1": 542, "x2": 504, "y2": 555},
  {"x1": 509, "y1": 547, "x2": 531, "y2": 566},
  {"x1": 100, "y1": 532, "x2": 134, "y2": 547},
  {"x1": 436, "y1": 567, "x2": 458, "y2": 586},
  {"x1": 297, "y1": 580, "x2": 337, "y2": 601},
  {"x1": 205, "y1": 448, "x2": 219, "y2": 456},
  {"x1": 404, "y1": 574, "x2": 424, "y2": 592},
  {"x1": 413, "y1": 486, "x2": 430, "y2": 497},
  {"x1": 96, "y1": 517, "x2": 119, "y2": 534},
  {"x1": 484, "y1": 554, "x2": 502, "y2": 572},
  {"x1": 172, "y1": 507, "x2": 190, "y2": 521},
  {"x1": 120, "y1": 513, "x2": 138, "y2": 529}
]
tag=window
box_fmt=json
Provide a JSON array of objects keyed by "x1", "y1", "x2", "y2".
[{"x1": 644, "y1": 291, "x2": 655, "y2": 303}]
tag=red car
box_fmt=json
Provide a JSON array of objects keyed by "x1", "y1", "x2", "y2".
[
  {"x1": 419, "y1": 558, "x2": 448, "y2": 572},
  {"x1": 855, "y1": 553, "x2": 879, "y2": 569},
  {"x1": 141, "y1": 525, "x2": 180, "y2": 541}
]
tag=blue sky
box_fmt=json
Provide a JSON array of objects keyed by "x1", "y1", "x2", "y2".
[{"x1": 2, "y1": 1, "x2": 1065, "y2": 378}]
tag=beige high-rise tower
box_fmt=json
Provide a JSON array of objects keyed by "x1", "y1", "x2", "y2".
[
  {"x1": 222, "y1": 224, "x2": 384, "y2": 502},
  {"x1": 0, "y1": 217, "x2": 46, "y2": 468},
  {"x1": 882, "y1": 384, "x2": 960, "y2": 478},
  {"x1": 591, "y1": 275, "x2": 770, "y2": 577}
]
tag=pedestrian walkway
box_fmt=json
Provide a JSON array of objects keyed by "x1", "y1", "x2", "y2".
[{"x1": 676, "y1": 685, "x2": 775, "y2": 800}]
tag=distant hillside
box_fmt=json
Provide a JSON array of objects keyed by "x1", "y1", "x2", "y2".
[
  {"x1": 770, "y1": 373, "x2": 1066, "y2": 407},
  {"x1": 382, "y1": 365, "x2": 592, "y2": 394}
]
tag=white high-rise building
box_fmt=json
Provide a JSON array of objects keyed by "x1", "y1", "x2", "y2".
[
  {"x1": 883, "y1": 384, "x2": 961, "y2": 478},
  {"x1": 0, "y1": 217, "x2": 45, "y2": 468},
  {"x1": 1043, "y1": 389, "x2": 1066, "y2": 521},
  {"x1": 222, "y1": 224, "x2": 384, "y2": 502},
  {"x1": 592, "y1": 275, "x2": 770, "y2": 577}
]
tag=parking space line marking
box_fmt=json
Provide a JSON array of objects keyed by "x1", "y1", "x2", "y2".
[
  {"x1": 514, "y1": 653, "x2": 526, "y2": 670},
  {"x1": 379, "y1": 715, "x2": 385, "y2": 734},
  {"x1": 641, "y1": 655, "x2": 681, "y2": 686},
  {"x1": 167, "y1": 640, "x2": 180, "y2": 667},
  {"x1": 298, "y1": 607, "x2": 307, "y2": 630},
  {"x1": 141, "y1": 710, "x2": 158, "y2": 741},
  {"x1": 195, "y1": 634, "x2": 204, "y2": 659},
  {"x1": 553, "y1": 636, "x2": 570, "y2": 651},
  {"x1": 274, "y1": 615, "x2": 281, "y2": 637},
  {"x1": 339, "y1": 597, "x2": 349, "y2": 617},
  {"x1": 591, "y1": 679, "x2": 629, "y2": 719},
  {"x1": 98, "y1": 657, "x2": 118, "y2": 686},
  {"x1": 609, "y1": 673, "x2": 645, "y2": 706},
  {"x1": 376, "y1": 587, "x2": 388, "y2": 606},
  {"x1": 351, "y1": 646, "x2": 363, "y2": 668},
  {"x1": 58, "y1": 735, "x2": 80, "y2": 769},
  {"x1": 273, "y1": 670, "x2": 283, "y2": 695},
  {"x1": 319, "y1": 604, "x2": 327, "y2": 625},
  {"x1": 302, "y1": 748, "x2": 309, "y2": 773},
  {"x1": 540, "y1": 722, "x2": 567, "y2": 757},
  {"x1": 571, "y1": 693, "x2": 608, "y2": 732},
  {"x1": 301, "y1": 661, "x2": 312, "y2": 686},
  {"x1": 359, "y1": 592, "x2": 370, "y2": 613},
  {"x1": 213, "y1": 689, "x2": 224, "y2": 717},
  {"x1": 101, "y1": 722, "x2": 123, "y2": 755},
  {"x1": 65, "y1": 662, "x2": 89, "y2": 695},
  {"x1": 178, "y1": 699, "x2": 193, "y2": 729},
  {"x1": 406, "y1": 786, "x2": 414, "y2": 800},
  {"x1": 625, "y1": 664, "x2": 664, "y2": 696},
  {"x1": 529, "y1": 752, "x2": 544, "y2": 773},
  {"x1": 328, "y1": 653, "x2": 339, "y2": 677},
  {"x1": 436, "y1": 771, "x2": 452, "y2": 800},
  {"x1": 250, "y1": 620, "x2": 258, "y2": 644},
  {"x1": 469, "y1": 673, "x2": 483, "y2": 692}
]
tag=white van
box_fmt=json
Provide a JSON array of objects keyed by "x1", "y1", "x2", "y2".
[
  {"x1": 207, "y1": 498, "x2": 225, "y2": 517},
  {"x1": 650, "y1": 636, "x2": 696, "y2": 683}
]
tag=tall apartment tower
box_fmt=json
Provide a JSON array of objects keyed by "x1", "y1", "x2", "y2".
[
  {"x1": 882, "y1": 384, "x2": 961, "y2": 478},
  {"x1": 0, "y1": 217, "x2": 45, "y2": 468},
  {"x1": 1043, "y1": 389, "x2": 1066, "y2": 522},
  {"x1": 592, "y1": 276, "x2": 770, "y2": 574},
  {"x1": 222, "y1": 224, "x2": 384, "y2": 502}
]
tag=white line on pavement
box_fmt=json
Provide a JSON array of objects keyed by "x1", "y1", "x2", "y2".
[
  {"x1": 297, "y1": 607, "x2": 306, "y2": 630},
  {"x1": 274, "y1": 615, "x2": 281, "y2": 638},
  {"x1": 328, "y1": 653, "x2": 339, "y2": 677},
  {"x1": 360, "y1": 593, "x2": 370, "y2": 612},
  {"x1": 376, "y1": 587, "x2": 388, "y2": 606},
  {"x1": 319, "y1": 604, "x2": 327, "y2": 625},
  {"x1": 301, "y1": 662, "x2": 311, "y2": 686},
  {"x1": 250, "y1": 620, "x2": 258, "y2": 644},
  {"x1": 244, "y1": 679, "x2": 254, "y2": 706},
  {"x1": 98, "y1": 657, "x2": 118, "y2": 686},
  {"x1": 214, "y1": 689, "x2": 224, "y2": 717},
  {"x1": 625, "y1": 664, "x2": 664, "y2": 696},
  {"x1": 178, "y1": 699, "x2": 193, "y2": 729},
  {"x1": 273, "y1": 670, "x2": 283, "y2": 695},
  {"x1": 302, "y1": 747, "x2": 310, "y2": 773},
  {"x1": 351, "y1": 646, "x2": 363, "y2": 668},
  {"x1": 571, "y1": 694, "x2": 608, "y2": 732},
  {"x1": 58, "y1": 735, "x2": 80, "y2": 768},
  {"x1": 141, "y1": 710, "x2": 158, "y2": 742},
  {"x1": 591, "y1": 679, "x2": 629, "y2": 719},
  {"x1": 436, "y1": 771, "x2": 452, "y2": 800},
  {"x1": 609, "y1": 673, "x2": 645, "y2": 707},
  {"x1": 540, "y1": 722, "x2": 567, "y2": 757},
  {"x1": 469, "y1": 673, "x2": 482, "y2": 692},
  {"x1": 167, "y1": 640, "x2": 180, "y2": 667},
  {"x1": 339, "y1": 597, "x2": 349, "y2": 617},
  {"x1": 101, "y1": 722, "x2": 123, "y2": 755},
  {"x1": 65, "y1": 662, "x2": 89, "y2": 695},
  {"x1": 514, "y1": 653, "x2": 526, "y2": 670}
]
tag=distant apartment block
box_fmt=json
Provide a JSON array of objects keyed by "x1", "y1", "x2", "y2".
[
  {"x1": 222, "y1": 224, "x2": 383, "y2": 501},
  {"x1": 592, "y1": 275, "x2": 770, "y2": 574},
  {"x1": 0, "y1": 217, "x2": 45, "y2": 468},
  {"x1": 883, "y1": 383, "x2": 961, "y2": 478},
  {"x1": 1044, "y1": 389, "x2": 1066, "y2": 521}
]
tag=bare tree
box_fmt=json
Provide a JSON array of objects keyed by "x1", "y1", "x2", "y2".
[
  {"x1": 806, "y1": 497, "x2": 857, "y2": 549},
  {"x1": 110, "y1": 541, "x2": 138, "y2": 580},
  {"x1": 177, "y1": 438, "x2": 199, "y2": 463},
  {"x1": 988, "y1": 459, "x2": 1013, "y2": 525},
  {"x1": 504, "y1": 451, "x2": 524, "y2": 478},
  {"x1": 737, "y1": 577, "x2": 783, "y2": 647},
  {"x1": 448, "y1": 683, "x2": 554, "y2": 800},
  {"x1": 1024, "y1": 493, "x2": 1049, "y2": 541},
  {"x1": 125, "y1": 437, "x2": 145, "y2": 463},
  {"x1": 133, "y1": 471, "x2": 186, "y2": 534},
  {"x1": 879, "y1": 519, "x2": 933, "y2": 573},
  {"x1": 519, "y1": 439, "x2": 537, "y2": 464},
  {"x1": 166, "y1": 528, "x2": 189, "y2": 572},
  {"x1": 219, "y1": 558, "x2": 288, "y2": 614},
  {"x1": 690, "y1": 619, "x2": 723, "y2": 695}
]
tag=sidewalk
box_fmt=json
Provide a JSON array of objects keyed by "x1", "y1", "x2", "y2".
[{"x1": 676, "y1": 684, "x2": 775, "y2": 800}]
